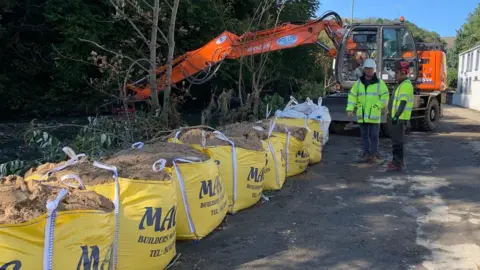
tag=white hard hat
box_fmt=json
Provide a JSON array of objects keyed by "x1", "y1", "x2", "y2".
[{"x1": 363, "y1": 58, "x2": 377, "y2": 69}]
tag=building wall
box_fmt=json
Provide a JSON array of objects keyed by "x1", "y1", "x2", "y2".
[{"x1": 453, "y1": 44, "x2": 480, "y2": 111}]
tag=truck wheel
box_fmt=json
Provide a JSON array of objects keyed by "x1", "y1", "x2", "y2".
[{"x1": 418, "y1": 98, "x2": 439, "y2": 131}]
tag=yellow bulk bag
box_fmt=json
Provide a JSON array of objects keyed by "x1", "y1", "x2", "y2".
[
  {"x1": 264, "y1": 123, "x2": 310, "y2": 177},
  {"x1": 169, "y1": 156, "x2": 228, "y2": 240},
  {"x1": 275, "y1": 117, "x2": 323, "y2": 164},
  {"x1": 0, "y1": 176, "x2": 115, "y2": 269},
  {"x1": 261, "y1": 138, "x2": 286, "y2": 190},
  {"x1": 88, "y1": 162, "x2": 177, "y2": 270},
  {"x1": 171, "y1": 130, "x2": 267, "y2": 214},
  {"x1": 211, "y1": 121, "x2": 286, "y2": 192},
  {"x1": 25, "y1": 145, "x2": 179, "y2": 270}
]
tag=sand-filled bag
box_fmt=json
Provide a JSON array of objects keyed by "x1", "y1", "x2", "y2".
[
  {"x1": 219, "y1": 121, "x2": 286, "y2": 191},
  {"x1": 24, "y1": 145, "x2": 180, "y2": 270},
  {"x1": 259, "y1": 120, "x2": 311, "y2": 177},
  {"x1": 126, "y1": 142, "x2": 228, "y2": 241},
  {"x1": 170, "y1": 128, "x2": 267, "y2": 214},
  {"x1": 170, "y1": 155, "x2": 227, "y2": 240},
  {"x1": 274, "y1": 117, "x2": 323, "y2": 164},
  {"x1": 0, "y1": 175, "x2": 115, "y2": 269}
]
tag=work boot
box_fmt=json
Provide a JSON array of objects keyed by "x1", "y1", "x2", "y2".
[
  {"x1": 386, "y1": 161, "x2": 403, "y2": 172},
  {"x1": 368, "y1": 152, "x2": 381, "y2": 164},
  {"x1": 357, "y1": 152, "x2": 370, "y2": 163}
]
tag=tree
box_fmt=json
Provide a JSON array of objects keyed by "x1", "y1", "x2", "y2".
[
  {"x1": 76, "y1": 0, "x2": 184, "y2": 121},
  {"x1": 162, "y1": 0, "x2": 181, "y2": 123},
  {"x1": 448, "y1": 3, "x2": 480, "y2": 70},
  {"x1": 0, "y1": 0, "x2": 323, "y2": 121}
]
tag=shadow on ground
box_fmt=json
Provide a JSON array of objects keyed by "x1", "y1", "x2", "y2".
[
  {"x1": 172, "y1": 134, "x2": 432, "y2": 270},
  {"x1": 173, "y1": 111, "x2": 480, "y2": 270}
]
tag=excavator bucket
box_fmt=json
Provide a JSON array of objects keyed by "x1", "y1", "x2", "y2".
[
  {"x1": 321, "y1": 93, "x2": 388, "y2": 133},
  {"x1": 321, "y1": 93, "x2": 352, "y2": 122}
]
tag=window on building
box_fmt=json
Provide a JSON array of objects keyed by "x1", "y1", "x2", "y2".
[
  {"x1": 470, "y1": 53, "x2": 472, "y2": 71},
  {"x1": 459, "y1": 78, "x2": 463, "y2": 93},
  {"x1": 467, "y1": 53, "x2": 471, "y2": 72},
  {"x1": 476, "y1": 50, "x2": 480, "y2": 71},
  {"x1": 461, "y1": 54, "x2": 465, "y2": 72},
  {"x1": 471, "y1": 52, "x2": 474, "y2": 71},
  {"x1": 470, "y1": 77, "x2": 473, "y2": 94},
  {"x1": 468, "y1": 77, "x2": 472, "y2": 94},
  {"x1": 465, "y1": 78, "x2": 470, "y2": 95},
  {"x1": 470, "y1": 52, "x2": 473, "y2": 71}
]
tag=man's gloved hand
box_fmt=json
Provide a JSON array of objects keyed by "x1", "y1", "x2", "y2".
[
  {"x1": 347, "y1": 111, "x2": 354, "y2": 119},
  {"x1": 392, "y1": 116, "x2": 398, "y2": 125}
]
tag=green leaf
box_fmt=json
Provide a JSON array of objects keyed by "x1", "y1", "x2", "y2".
[{"x1": 100, "y1": 133, "x2": 107, "y2": 145}]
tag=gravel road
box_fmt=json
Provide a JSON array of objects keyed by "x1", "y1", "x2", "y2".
[{"x1": 173, "y1": 105, "x2": 480, "y2": 270}]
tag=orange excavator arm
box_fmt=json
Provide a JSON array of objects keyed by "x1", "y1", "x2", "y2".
[{"x1": 128, "y1": 11, "x2": 344, "y2": 100}]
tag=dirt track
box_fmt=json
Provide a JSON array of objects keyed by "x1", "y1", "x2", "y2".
[{"x1": 173, "y1": 105, "x2": 480, "y2": 270}]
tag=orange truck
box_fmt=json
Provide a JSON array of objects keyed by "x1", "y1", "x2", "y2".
[
  {"x1": 127, "y1": 12, "x2": 447, "y2": 136},
  {"x1": 326, "y1": 17, "x2": 447, "y2": 136}
]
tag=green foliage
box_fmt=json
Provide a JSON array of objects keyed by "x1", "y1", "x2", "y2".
[
  {"x1": 0, "y1": 0, "x2": 321, "y2": 119},
  {"x1": 403, "y1": 20, "x2": 447, "y2": 46},
  {"x1": 1, "y1": 0, "x2": 447, "y2": 121},
  {"x1": 72, "y1": 116, "x2": 120, "y2": 158},
  {"x1": 350, "y1": 17, "x2": 446, "y2": 46},
  {"x1": 295, "y1": 81, "x2": 325, "y2": 101},
  {"x1": 0, "y1": 160, "x2": 25, "y2": 177},
  {"x1": 70, "y1": 113, "x2": 170, "y2": 158},
  {"x1": 0, "y1": 111, "x2": 171, "y2": 175},
  {"x1": 448, "y1": 3, "x2": 480, "y2": 69},
  {"x1": 447, "y1": 68, "x2": 458, "y2": 88},
  {"x1": 26, "y1": 128, "x2": 64, "y2": 162},
  {"x1": 260, "y1": 93, "x2": 285, "y2": 119}
]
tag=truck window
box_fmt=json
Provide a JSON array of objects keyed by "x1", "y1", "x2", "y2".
[
  {"x1": 340, "y1": 28, "x2": 378, "y2": 82},
  {"x1": 400, "y1": 28, "x2": 415, "y2": 57},
  {"x1": 381, "y1": 27, "x2": 417, "y2": 81},
  {"x1": 382, "y1": 28, "x2": 398, "y2": 58}
]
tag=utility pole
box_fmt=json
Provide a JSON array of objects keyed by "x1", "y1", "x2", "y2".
[{"x1": 351, "y1": 0, "x2": 355, "y2": 24}]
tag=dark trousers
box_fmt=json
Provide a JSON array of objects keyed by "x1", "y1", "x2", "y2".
[
  {"x1": 359, "y1": 123, "x2": 380, "y2": 155},
  {"x1": 390, "y1": 121, "x2": 406, "y2": 165}
]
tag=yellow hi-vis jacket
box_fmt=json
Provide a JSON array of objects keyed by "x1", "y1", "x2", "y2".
[
  {"x1": 392, "y1": 79, "x2": 414, "y2": 120},
  {"x1": 346, "y1": 76, "x2": 389, "y2": 124}
]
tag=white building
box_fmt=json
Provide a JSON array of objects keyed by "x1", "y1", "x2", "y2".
[{"x1": 453, "y1": 44, "x2": 480, "y2": 111}]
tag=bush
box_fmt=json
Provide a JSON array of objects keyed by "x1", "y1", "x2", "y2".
[
  {"x1": 260, "y1": 93, "x2": 285, "y2": 119},
  {"x1": 447, "y1": 68, "x2": 458, "y2": 89},
  {"x1": 296, "y1": 81, "x2": 325, "y2": 101}
]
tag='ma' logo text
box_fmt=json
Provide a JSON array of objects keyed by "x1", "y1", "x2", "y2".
[
  {"x1": 0, "y1": 260, "x2": 21, "y2": 270},
  {"x1": 296, "y1": 150, "x2": 308, "y2": 158},
  {"x1": 313, "y1": 131, "x2": 322, "y2": 143},
  {"x1": 139, "y1": 206, "x2": 176, "y2": 232},
  {"x1": 77, "y1": 245, "x2": 112, "y2": 270},
  {"x1": 247, "y1": 167, "x2": 264, "y2": 182},
  {"x1": 199, "y1": 176, "x2": 223, "y2": 199}
]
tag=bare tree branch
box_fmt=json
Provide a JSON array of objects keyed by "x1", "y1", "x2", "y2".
[
  {"x1": 163, "y1": 0, "x2": 172, "y2": 10},
  {"x1": 52, "y1": 45, "x2": 96, "y2": 66},
  {"x1": 78, "y1": 38, "x2": 150, "y2": 73},
  {"x1": 245, "y1": 0, "x2": 284, "y2": 119},
  {"x1": 148, "y1": 0, "x2": 161, "y2": 111},
  {"x1": 124, "y1": 0, "x2": 169, "y2": 43},
  {"x1": 161, "y1": 0, "x2": 180, "y2": 124},
  {"x1": 108, "y1": 0, "x2": 149, "y2": 45}
]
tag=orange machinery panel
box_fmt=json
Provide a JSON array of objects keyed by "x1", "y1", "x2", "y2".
[{"x1": 416, "y1": 50, "x2": 447, "y2": 92}]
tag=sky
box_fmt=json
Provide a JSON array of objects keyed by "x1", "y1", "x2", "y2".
[{"x1": 315, "y1": 0, "x2": 479, "y2": 37}]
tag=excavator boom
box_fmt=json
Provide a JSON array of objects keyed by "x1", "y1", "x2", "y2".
[{"x1": 128, "y1": 11, "x2": 344, "y2": 100}]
